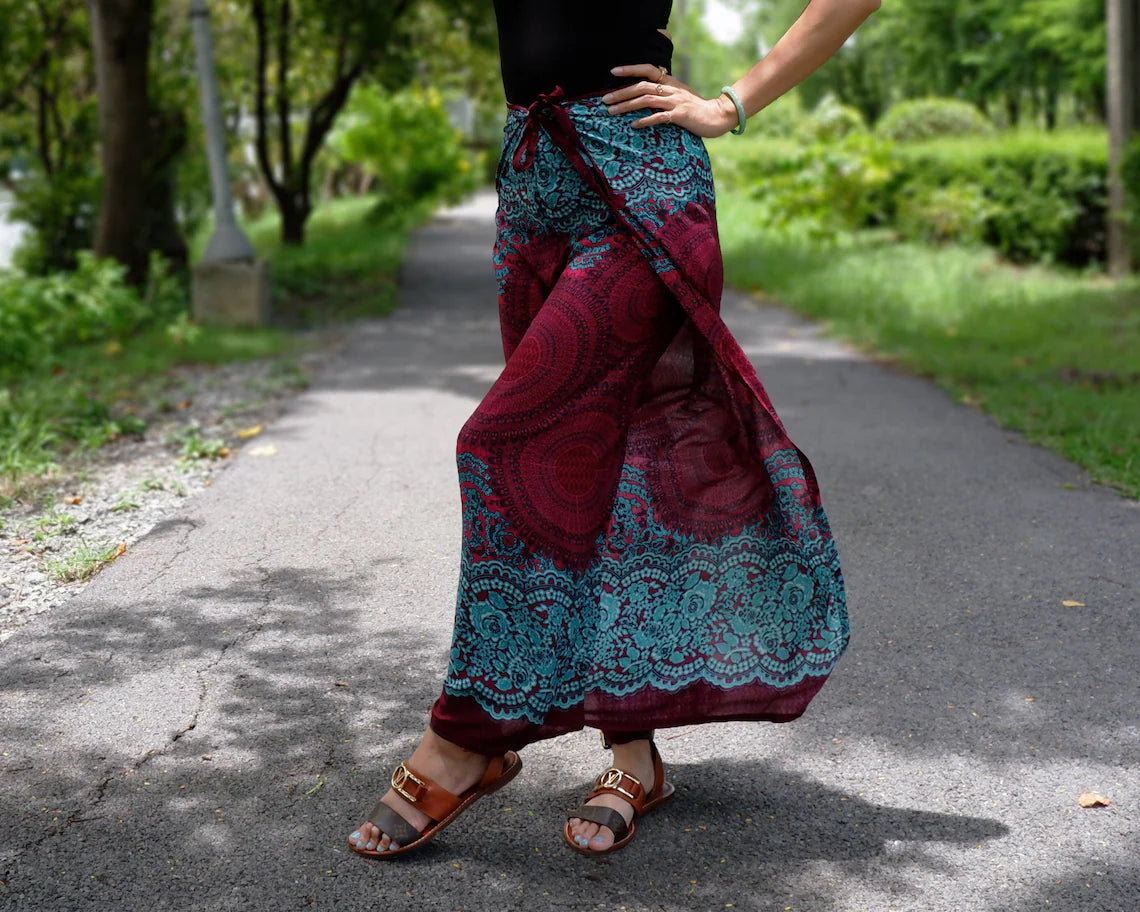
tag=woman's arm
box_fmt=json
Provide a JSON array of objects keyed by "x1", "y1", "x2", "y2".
[{"x1": 603, "y1": 0, "x2": 882, "y2": 136}]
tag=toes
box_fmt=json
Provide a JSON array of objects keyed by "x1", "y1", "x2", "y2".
[
  {"x1": 588, "y1": 826, "x2": 614, "y2": 852},
  {"x1": 350, "y1": 822, "x2": 399, "y2": 853},
  {"x1": 350, "y1": 823, "x2": 371, "y2": 851},
  {"x1": 568, "y1": 818, "x2": 601, "y2": 848}
]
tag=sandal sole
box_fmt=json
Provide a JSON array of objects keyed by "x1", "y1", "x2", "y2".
[
  {"x1": 563, "y1": 780, "x2": 675, "y2": 856},
  {"x1": 350, "y1": 750, "x2": 522, "y2": 859}
]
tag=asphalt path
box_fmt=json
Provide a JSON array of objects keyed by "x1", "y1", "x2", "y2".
[{"x1": 2, "y1": 192, "x2": 1137, "y2": 912}]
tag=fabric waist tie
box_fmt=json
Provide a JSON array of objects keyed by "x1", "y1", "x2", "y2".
[{"x1": 511, "y1": 86, "x2": 629, "y2": 215}]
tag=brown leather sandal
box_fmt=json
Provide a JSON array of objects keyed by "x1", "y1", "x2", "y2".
[
  {"x1": 562, "y1": 740, "x2": 674, "y2": 855},
  {"x1": 349, "y1": 750, "x2": 522, "y2": 858}
]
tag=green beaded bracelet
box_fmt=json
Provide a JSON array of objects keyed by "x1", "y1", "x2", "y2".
[{"x1": 720, "y1": 85, "x2": 746, "y2": 135}]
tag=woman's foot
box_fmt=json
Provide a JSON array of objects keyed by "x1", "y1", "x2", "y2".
[
  {"x1": 566, "y1": 738, "x2": 657, "y2": 852},
  {"x1": 349, "y1": 728, "x2": 491, "y2": 853}
]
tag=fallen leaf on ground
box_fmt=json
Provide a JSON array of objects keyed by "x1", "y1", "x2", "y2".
[
  {"x1": 237, "y1": 424, "x2": 263, "y2": 439},
  {"x1": 67, "y1": 496, "x2": 82, "y2": 505},
  {"x1": 1078, "y1": 793, "x2": 1110, "y2": 808},
  {"x1": 248, "y1": 444, "x2": 277, "y2": 457},
  {"x1": 1061, "y1": 599, "x2": 1085, "y2": 607}
]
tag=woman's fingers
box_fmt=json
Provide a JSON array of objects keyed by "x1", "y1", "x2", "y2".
[
  {"x1": 606, "y1": 92, "x2": 673, "y2": 116},
  {"x1": 601, "y1": 81, "x2": 665, "y2": 105},
  {"x1": 610, "y1": 63, "x2": 667, "y2": 81}
]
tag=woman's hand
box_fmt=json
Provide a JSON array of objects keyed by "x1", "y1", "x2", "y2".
[{"x1": 602, "y1": 64, "x2": 739, "y2": 137}]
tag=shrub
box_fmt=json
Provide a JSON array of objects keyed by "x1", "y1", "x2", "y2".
[
  {"x1": 0, "y1": 251, "x2": 182, "y2": 379},
  {"x1": 332, "y1": 85, "x2": 479, "y2": 215},
  {"x1": 712, "y1": 129, "x2": 1108, "y2": 266},
  {"x1": 735, "y1": 133, "x2": 899, "y2": 238},
  {"x1": 876, "y1": 98, "x2": 994, "y2": 143},
  {"x1": 8, "y1": 168, "x2": 100, "y2": 275},
  {"x1": 751, "y1": 94, "x2": 806, "y2": 139},
  {"x1": 893, "y1": 132, "x2": 1107, "y2": 264},
  {"x1": 1122, "y1": 135, "x2": 1140, "y2": 230},
  {"x1": 894, "y1": 182, "x2": 992, "y2": 245},
  {"x1": 795, "y1": 93, "x2": 867, "y2": 144}
]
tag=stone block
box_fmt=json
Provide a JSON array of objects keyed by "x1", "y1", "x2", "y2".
[{"x1": 191, "y1": 258, "x2": 271, "y2": 327}]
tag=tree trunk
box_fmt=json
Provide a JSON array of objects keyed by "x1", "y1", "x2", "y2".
[
  {"x1": 279, "y1": 193, "x2": 309, "y2": 245},
  {"x1": 1004, "y1": 92, "x2": 1020, "y2": 128},
  {"x1": 88, "y1": 0, "x2": 154, "y2": 286}
]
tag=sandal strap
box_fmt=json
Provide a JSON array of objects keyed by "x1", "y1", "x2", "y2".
[
  {"x1": 570, "y1": 804, "x2": 630, "y2": 842},
  {"x1": 649, "y1": 740, "x2": 666, "y2": 798},
  {"x1": 478, "y1": 753, "x2": 506, "y2": 789},
  {"x1": 388, "y1": 760, "x2": 462, "y2": 822},
  {"x1": 366, "y1": 801, "x2": 425, "y2": 846},
  {"x1": 586, "y1": 767, "x2": 647, "y2": 814}
]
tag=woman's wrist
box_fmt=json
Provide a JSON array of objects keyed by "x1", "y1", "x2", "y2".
[{"x1": 713, "y1": 91, "x2": 740, "y2": 136}]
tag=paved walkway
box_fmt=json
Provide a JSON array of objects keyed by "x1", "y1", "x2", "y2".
[{"x1": 2, "y1": 193, "x2": 1137, "y2": 912}]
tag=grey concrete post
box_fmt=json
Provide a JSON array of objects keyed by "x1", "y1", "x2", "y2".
[
  {"x1": 189, "y1": 0, "x2": 256, "y2": 263},
  {"x1": 189, "y1": 0, "x2": 270, "y2": 327}
]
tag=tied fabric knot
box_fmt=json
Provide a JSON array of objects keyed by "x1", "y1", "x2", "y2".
[
  {"x1": 511, "y1": 86, "x2": 568, "y2": 171},
  {"x1": 509, "y1": 85, "x2": 628, "y2": 212}
]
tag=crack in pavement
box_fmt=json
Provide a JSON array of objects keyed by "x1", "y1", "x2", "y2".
[{"x1": 40, "y1": 565, "x2": 274, "y2": 845}]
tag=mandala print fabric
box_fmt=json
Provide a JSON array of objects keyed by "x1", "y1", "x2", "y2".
[{"x1": 428, "y1": 92, "x2": 849, "y2": 754}]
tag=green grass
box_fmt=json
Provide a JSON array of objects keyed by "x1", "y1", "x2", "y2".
[
  {"x1": 2, "y1": 194, "x2": 431, "y2": 501},
  {"x1": 43, "y1": 540, "x2": 124, "y2": 582},
  {"x1": 716, "y1": 193, "x2": 1140, "y2": 499},
  {"x1": 200, "y1": 195, "x2": 433, "y2": 327}
]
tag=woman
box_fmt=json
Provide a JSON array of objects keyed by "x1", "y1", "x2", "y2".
[{"x1": 349, "y1": 0, "x2": 879, "y2": 858}]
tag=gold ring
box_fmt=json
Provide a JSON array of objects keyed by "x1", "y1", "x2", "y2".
[
  {"x1": 656, "y1": 83, "x2": 666, "y2": 95},
  {"x1": 657, "y1": 66, "x2": 668, "y2": 82}
]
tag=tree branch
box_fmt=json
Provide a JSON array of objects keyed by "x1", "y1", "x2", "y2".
[
  {"x1": 251, "y1": 0, "x2": 283, "y2": 202},
  {"x1": 277, "y1": 0, "x2": 292, "y2": 189}
]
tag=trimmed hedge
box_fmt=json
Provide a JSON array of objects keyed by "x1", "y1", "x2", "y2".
[
  {"x1": 876, "y1": 97, "x2": 995, "y2": 142},
  {"x1": 893, "y1": 131, "x2": 1108, "y2": 264},
  {"x1": 710, "y1": 129, "x2": 1109, "y2": 266}
]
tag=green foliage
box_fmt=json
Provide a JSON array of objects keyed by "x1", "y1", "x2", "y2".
[
  {"x1": 766, "y1": 0, "x2": 1106, "y2": 131},
  {"x1": 714, "y1": 129, "x2": 1108, "y2": 265},
  {"x1": 0, "y1": 252, "x2": 182, "y2": 379},
  {"x1": 8, "y1": 169, "x2": 100, "y2": 274},
  {"x1": 795, "y1": 94, "x2": 867, "y2": 144},
  {"x1": 749, "y1": 94, "x2": 805, "y2": 139},
  {"x1": 1122, "y1": 135, "x2": 1140, "y2": 230},
  {"x1": 717, "y1": 193, "x2": 1140, "y2": 499},
  {"x1": 894, "y1": 182, "x2": 992, "y2": 245},
  {"x1": 715, "y1": 133, "x2": 899, "y2": 239},
  {"x1": 894, "y1": 131, "x2": 1108, "y2": 264},
  {"x1": 333, "y1": 85, "x2": 480, "y2": 215},
  {"x1": 876, "y1": 98, "x2": 995, "y2": 142}
]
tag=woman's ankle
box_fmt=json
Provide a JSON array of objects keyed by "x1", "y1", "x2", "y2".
[{"x1": 422, "y1": 727, "x2": 490, "y2": 763}]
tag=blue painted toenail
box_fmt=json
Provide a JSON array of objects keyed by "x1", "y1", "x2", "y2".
[
  {"x1": 355, "y1": 839, "x2": 364, "y2": 848},
  {"x1": 390, "y1": 843, "x2": 401, "y2": 851},
  {"x1": 350, "y1": 831, "x2": 361, "y2": 840}
]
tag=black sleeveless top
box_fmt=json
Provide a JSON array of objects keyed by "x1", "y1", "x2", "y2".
[{"x1": 492, "y1": 0, "x2": 674, "y2": 106}]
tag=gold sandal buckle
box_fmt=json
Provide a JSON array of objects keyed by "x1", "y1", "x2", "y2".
[
  {"x1": 390, "y1": 762, "x2": 426, "y2": 803},
  {"x1": 594, "y1": 767, "x2": 641, "y2": 801}
]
